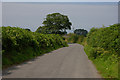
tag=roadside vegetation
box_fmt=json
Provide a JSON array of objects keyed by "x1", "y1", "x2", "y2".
[
  {"x1": 2, "y1": 26, "x2": 68, "y2": 68},
  {"x1": 85, "y1": 24, "x2": 119, "y2": 79},
  {"x1": 65, "y1": 29, "x2": 88, "y2": 44},
  {"x1": 0, "y1": 27, "x2": 1, "y2": 71},
  {"x1": 2, "y1": 11, "x2": 119, "y2": 79},
  {"x1": 65, "y1": 33, "x2": 85, "y2": 44},
  {"x1": 66, "y1": 24, "x2": 120, "y2": 79},
  {"x1": 2, "y1": 13, "x2": 71, "y2": 69}
]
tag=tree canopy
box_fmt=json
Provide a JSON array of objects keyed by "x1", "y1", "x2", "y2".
[
  {"x1": 74, "y1": 29, "x2": 88, "y2": 36},
  {"x1": 36, "y1": 13, "x2": 72, "y2": 34}
]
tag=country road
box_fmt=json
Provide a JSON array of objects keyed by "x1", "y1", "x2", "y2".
[{"x1": 3, "y1": 44, "x2": 101, "y2": 78}]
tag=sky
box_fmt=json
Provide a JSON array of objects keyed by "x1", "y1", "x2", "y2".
[
  {"x1": 0, "y1": 2, "x2": 1, "y2": 27},
  {"x1": 2, "y1": 0, "x2": 120, "y2": 2},
  {"x1": 3, "y1": 2, "x2": 118, "y2": 33}
]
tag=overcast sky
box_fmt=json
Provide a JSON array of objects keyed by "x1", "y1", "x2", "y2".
[
  {"x1": 3, "y1": 2, "x2": 117, "y2": 33},
  {"x1": 2, "y1": 0, "x2": 120, "y2": 2}
]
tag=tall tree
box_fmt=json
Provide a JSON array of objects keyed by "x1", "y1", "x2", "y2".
[{"x1": 36, "y1": 13, "x2": 72, "y2": 34}]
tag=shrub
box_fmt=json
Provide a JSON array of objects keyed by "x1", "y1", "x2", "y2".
[
  {"x1": 2, "y1": 26, "x2": 68, "y2": 68},
  {"x1": 66, "y1": 33, "x2": 85, "y2": 44},
  {"x1": 87, "y1": 24, "x2": 120, "y2": 55},
  {"x1": 84, "y1": 24, "x2": 120, "y2": 78}
]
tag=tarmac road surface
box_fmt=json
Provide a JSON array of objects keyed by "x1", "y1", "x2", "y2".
[{"x1": 3, "y1": 44, "x2": 101, "y2": 78}]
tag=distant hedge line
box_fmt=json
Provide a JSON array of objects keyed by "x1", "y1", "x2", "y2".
[
  {"x1": 2, "y1": 26, "x2": 68, "y2": 68},
  {"x1": 65, "y1": 33, "x2": 85, "y2": 44}
]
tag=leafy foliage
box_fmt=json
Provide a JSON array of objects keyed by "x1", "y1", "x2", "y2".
[
  {"x1": 65, "y1": 33, "x2": 85, "y2": 44},
  {"x1": 2, "y1": 26, "x2": 68, "y2": 68},
  {"x1": 84, "y1": 24, "x2": 120, "y2": 78},
  {"x1": 74, "y1": 29, "x2": 88, "y2": 37},
  {"x1": 24, "y1": 28, "x2": 31, "y2": 31},
  {"x1": 66, "y1": 24, "x2": 120, "y2": 78},
  {"x1": 36, "y1": 13, "x2": 72, "y2": 34},
  {"x1": 87, "y1": 24, "x2": 120, "y2": 55}
]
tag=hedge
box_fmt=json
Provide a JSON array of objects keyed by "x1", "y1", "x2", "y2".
[{"x1": 2, "y1": 26, "x2": 68, "y2": 68}]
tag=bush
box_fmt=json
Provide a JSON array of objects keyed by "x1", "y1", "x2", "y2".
[
  {"x1": 65, "y1": 33, "x2": 85, "y2": 44},
  {"x1": 84, "y1": 24, "x2": 120, "y2": 78},
  {"x1": 2, "y1": 26, "x2": 68, "y2": 68},
  {"x1": 87, "y1": 24, "x2": 120, "y2": 55}
]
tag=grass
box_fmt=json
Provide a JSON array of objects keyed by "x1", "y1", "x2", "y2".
[
  {"x1": 65, "y1": 24, "x2": 120, "y2": 80},
  {"x1": 66, "y1": 33, "x2": 119, "y2": 79},
  {"x1": 84, "y1": 45, "x2": 119, "y2": 79},
  {"x1": 93, "y1": 58, "x2": 118, "y2": 78},
  {"x1": 65, "y1": 33, "x2": 119, "y2": 79}
]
